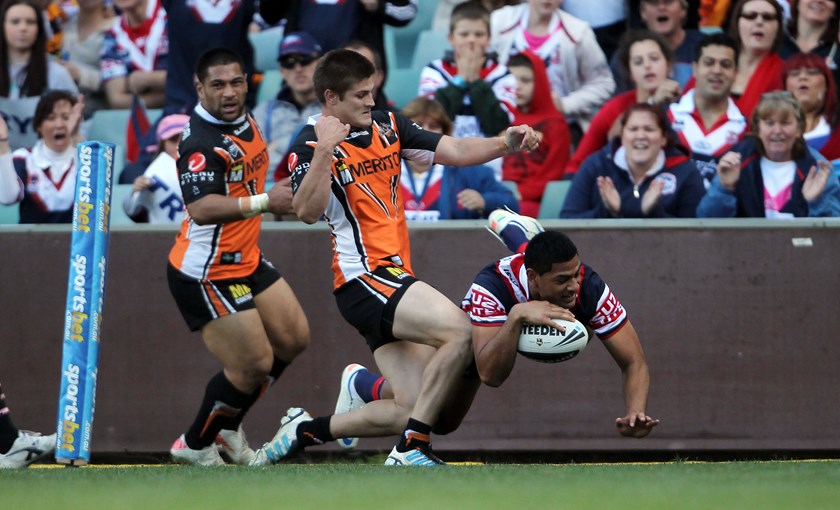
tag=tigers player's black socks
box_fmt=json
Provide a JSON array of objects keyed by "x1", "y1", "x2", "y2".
[
  {"x1": 228, "y1": 357, "x2": 289, "y2": 430},
  {"x1": 296, "y1": 416, "x2": 334, "y2": 447},
  {"x1": 184, "y1": 372, "x2": 251, "y2": 450},
  {"x1": 0, "y1": 384, "x2": 19, "y2": 453},
  {"x1": 396, "y1": 418, "x2": 432, "y2": 453}
]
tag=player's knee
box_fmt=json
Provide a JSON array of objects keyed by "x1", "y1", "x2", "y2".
[
  {"x1": 286, "y1": 325, "x2": 310, "y2": 357},
  {"x1": 438, "y1": 311, "x2": 473, "y2": 351},
  {"x1": 269, "y1": 321, "x2": 310, "y2": 360}
]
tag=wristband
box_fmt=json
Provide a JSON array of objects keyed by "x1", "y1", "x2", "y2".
[
  {"x1": 451, "y1": 75, "x2": 468, "y2": 89},
  {"x1": 239, "y1": 193, "x2": 269, "y2": 218}
]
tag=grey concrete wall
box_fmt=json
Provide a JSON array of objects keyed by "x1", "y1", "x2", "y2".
[{"x1": 1, "y1": 219, "x2": 838, "y2": 453}]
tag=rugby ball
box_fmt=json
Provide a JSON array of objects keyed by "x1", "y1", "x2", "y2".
[{"x1": 518, "y1": 319, "x2": 589, "y2": 363}]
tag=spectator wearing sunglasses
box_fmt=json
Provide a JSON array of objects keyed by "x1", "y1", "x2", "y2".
[
  {"x1": 726, "y1": 0, "x2": 786, "y2": 118},
  {"x1": 252, "y1": 31, "x2": 323, "y2": 182}
]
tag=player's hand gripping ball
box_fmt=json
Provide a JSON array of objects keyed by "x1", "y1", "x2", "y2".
[{"x1": 518, "y1": 318, "x2": 589, "y2": 363}]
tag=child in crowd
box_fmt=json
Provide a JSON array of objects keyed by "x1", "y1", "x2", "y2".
[
  {"x1": 502, "y1": 51, "x2": 570, "y2": 217},
  {"x1": 400, "y1": 97, "x2": 519, "y2": 220},
  {"x1": 418, "y1": 1, "x2": 515, "y2": 148},
  {"x1": 122, "y1": 113, "x2": 187, "y2": 224}
]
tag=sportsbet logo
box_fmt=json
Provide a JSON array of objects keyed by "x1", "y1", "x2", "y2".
[
  {"x1": 60, "y1": 363, "x2": 82, "y2": 452},
  {"x1": 74, "y1": 145, "x2": 95, "y2": 233}
]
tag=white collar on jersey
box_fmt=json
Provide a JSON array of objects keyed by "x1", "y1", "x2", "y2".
[
  {"x1": 194, "y1": 103, "x2": 246, "y2": 126},
  {"x1": 31, "y1": 139, "x2": 75, "y2": 171}
]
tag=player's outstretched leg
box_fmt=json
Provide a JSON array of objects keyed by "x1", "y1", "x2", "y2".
[
  {"x1": 487, "y1": 208, "x2": 545, "y2": 254},
  {"x1": 0, "y1": 431, "x2": 56, "y2": 469},
  {"x1": 251, "y1": 407, "x2": 323, "y2": 465}
]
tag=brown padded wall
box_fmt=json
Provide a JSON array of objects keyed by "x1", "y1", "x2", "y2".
[{"x1": 1, "y1": 223, "x2": 838, "y2": 452}]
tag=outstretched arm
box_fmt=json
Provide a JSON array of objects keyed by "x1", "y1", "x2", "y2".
[
  {"x1": 434, "y1": 125, "x2": 539, "y2": 167},
  {"x1": 601, "y1": 320, "x2": 660, "y2": 438}
]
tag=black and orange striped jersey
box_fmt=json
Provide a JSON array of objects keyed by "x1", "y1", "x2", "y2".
[
  {"x1": 289, "y1": 111, "x2": 443, "y2": 289},
  {"x1": 168, "y1": 105, "x2": 270, "y2": 280}
]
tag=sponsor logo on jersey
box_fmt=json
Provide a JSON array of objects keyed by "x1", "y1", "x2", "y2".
[
  {"x1": 591, "y1": 290, "x2": 625, "y2": 330},
  {"x1": 224, "y1": 139, "x2": 243, "y2": 160},
  {"x1": 385, "y1": 266, "x2": 409, "y2": 279},
  {"x1": 243, "y1": 147, "x2": 269, "y2": 177},
  {"x1": 229, "y1": 162, "x2": 244, "y2": 182},
  {"x1": 288, "y1": 152, "x2": 299, "y2": 173},
  {"x1": 234, "y1": 121, "x2": 249, "y2": 136},
  {"x1": 188, "y1": 152, "x2": 206, "y2": 172},
  {"x1": 340, "y1": 151, "x2": 401, "y2": 183},
  {"x1": 336, "y1": 159, "x2": 354, "y2": 186},
  {"x1": 347, "y1": 130, "x2": 369, "y2": 140},
  {"x1": 468, "y1": 287, "x2": 505, "y2": 317},
  {"x1": 182, "y1": 122, "x2": 191, "y2": 140},
  {"x1": 220, "y1": 252, "x2": 242, "y2": 264}
]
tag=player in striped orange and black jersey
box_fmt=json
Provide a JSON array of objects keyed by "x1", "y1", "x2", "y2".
[
  {"x1": 165, "y1": 48, "x2": 309, "y2": 467},
  {"x1": 253, "y1": 48, "x2": 541, "y2": 467}
]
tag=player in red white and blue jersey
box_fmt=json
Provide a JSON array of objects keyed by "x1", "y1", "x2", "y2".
[{"x1": 332, "y1": 212, "x2": 659, "y2": 443}]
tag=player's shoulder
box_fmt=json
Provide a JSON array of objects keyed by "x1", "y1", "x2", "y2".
[
  {"x1": 290, "y1": 122, "x2": 318, "y2": 149},
  {"x1": 179, "y1": 113, "x2": 218, "y2": 151},
  {"x1": 581, "y1": 262, "x2": 606, "y2": 288}
]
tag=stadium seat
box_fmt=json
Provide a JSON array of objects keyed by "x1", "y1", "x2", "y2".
[
  {"x1": 87, "y1": 109, "x2": 161, "y2": 183},
  {"x1": 411, "y1": 29, "x2": 449, "y2": 69},
  {"x1": 109, "y1": 183, "x2": 136, "y2": 225},
  {"x1": 384, "y1": 67, "x2": 423, "y2": 111},
  {"x1": 501, "y1": 180, "x2": 520, "y2": 199},
  {"x1": 257, "y1": 69, "x2": 283, "y2": 104},
  {"x1": 538, "y1": 180, "x2": 571, "y2": 219},
  {"x1": 249, "y1": 28, "x2": 284, "y2": 73},
  {"x1": 384, "y1": 1, "x2": 439, "y2": 69},
  {"x1": 87, "y1": 109, "x2": 130, "y2": 146},
  {"x1": 0, "y1": 203, "x2": 19, "y2": 224}
]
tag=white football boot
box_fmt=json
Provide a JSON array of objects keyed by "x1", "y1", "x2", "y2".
[
  {"x1": 0, "y1": 431, "x2": 55, "y2": 468},
  {"x1": 384, "y1": 445, "x2": 446, "y2": 466},
  {"x1": 170, "y1": 434, "x2": 225, "y2": 466},
  {"x1": 333, "y1": 363, "x2": 367, "y2": 449},
  {"x1": 216, "y1": 426, "x2": 256, "y2": 465},
  {"x1": 487, "y1": 208, "x2": 544, "y2": 253},
  {"x1": 250, "y1": 407, "x2": 312, "y2": 466}
]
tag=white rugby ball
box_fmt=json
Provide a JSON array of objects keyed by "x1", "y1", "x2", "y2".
[{"x1": 518, "y1": 319, "x2": 589, "y2": 363}]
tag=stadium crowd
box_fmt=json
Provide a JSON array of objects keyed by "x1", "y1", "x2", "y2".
[{"x1": 1, "y1": 0, "x2": 839, "y2": 224}]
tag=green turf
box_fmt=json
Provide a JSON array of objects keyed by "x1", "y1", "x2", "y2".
[{"x1": 1, "y1": 460, "x2": 838, "y2": 509}]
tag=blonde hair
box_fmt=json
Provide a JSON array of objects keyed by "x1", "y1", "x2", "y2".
[
  {"x1": 751, "y1": 92, "x2": 807, "y2": 159},
  {"x1": 401, "y1": 97, "x2": 454, "y2": 136}
]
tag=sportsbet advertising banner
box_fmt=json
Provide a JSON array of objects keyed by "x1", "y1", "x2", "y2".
[{"x1": 56, "y1": 142, "x2": 114, "y2": 466}]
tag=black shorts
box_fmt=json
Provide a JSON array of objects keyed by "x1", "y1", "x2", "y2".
[
  {"x1": 167, "y1": 256, "x2": 282, "y2": 331},
  {"x1": 335, "y1": 265, "x2": 418, "y2": 352}
]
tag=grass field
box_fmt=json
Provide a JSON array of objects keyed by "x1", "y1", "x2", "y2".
[{"x1": 1, "y1": 458, "x2": 838, "y2": 510}]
